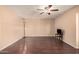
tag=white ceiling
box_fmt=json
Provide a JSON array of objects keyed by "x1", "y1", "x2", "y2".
[{"x1": 7, "y1": 5, "x2": 74, "y2": 19}]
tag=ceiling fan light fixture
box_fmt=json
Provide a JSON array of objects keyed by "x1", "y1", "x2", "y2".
[{"x1": 47, "y1": 13, "x2": 51, "y2": 15}]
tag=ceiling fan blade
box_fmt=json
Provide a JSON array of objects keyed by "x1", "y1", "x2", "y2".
[
  {"x1": 44, "y1": 5, "x2": 52, "y2": 10},
  {"x1": 50, "y1": 9, "x2": 59, "y2": 11},
  {"x1": 48, "y1": 5, "x2": 52, "y2": 8},
  {"x1": 40, "y1": 12, "x2": 44, "y2": 15},
  {"x1": 44, "y1": 7, "x2": 48, "y2": 10},
  {"x1": 37, "y1": 9, "x2": 44, "y2": 11}
]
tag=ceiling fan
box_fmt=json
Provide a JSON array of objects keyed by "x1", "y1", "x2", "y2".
[{"x1": 37, "y1": 5, "x2": 59, "y2": 15}]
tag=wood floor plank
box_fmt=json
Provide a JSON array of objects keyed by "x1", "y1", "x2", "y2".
[{"x1": 1, "y1": 37, "x2": 78, "y2": 54}]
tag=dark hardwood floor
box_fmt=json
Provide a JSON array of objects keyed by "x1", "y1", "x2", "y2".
[{"x1": 1, "y1": 37, "x2": 79, "y2": 54}]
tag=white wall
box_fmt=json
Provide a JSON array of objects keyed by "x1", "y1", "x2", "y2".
[
  {"x1": 75, "y1": 7, "x2": 79, "y2": 49},
  {"x1": 76, "y1": 12, "x2": 79, "y2": 49},
  {"x1": 78, "y1": 13, "x2": 79, "y2": 48},
  {"x1": 54, "y1": 6, "x2": 79, "y2": 48},
  {"x1": 0, "y1": 6, "x2": 23, "y2": 50},
  {"x1": 25, "y1": 17, "x2": 55, "y2": 36}
]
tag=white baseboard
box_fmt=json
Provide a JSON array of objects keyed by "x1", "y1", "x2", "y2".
[
  {"x1": 25, "y1": 35, "x2": 54, "y2": 37},
  {"x1": 0, "y1": 37, "x2": 23, "y2": 51},
  {"x1": 63, "y1": 40, "x2": 76, "y2": 49}
]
